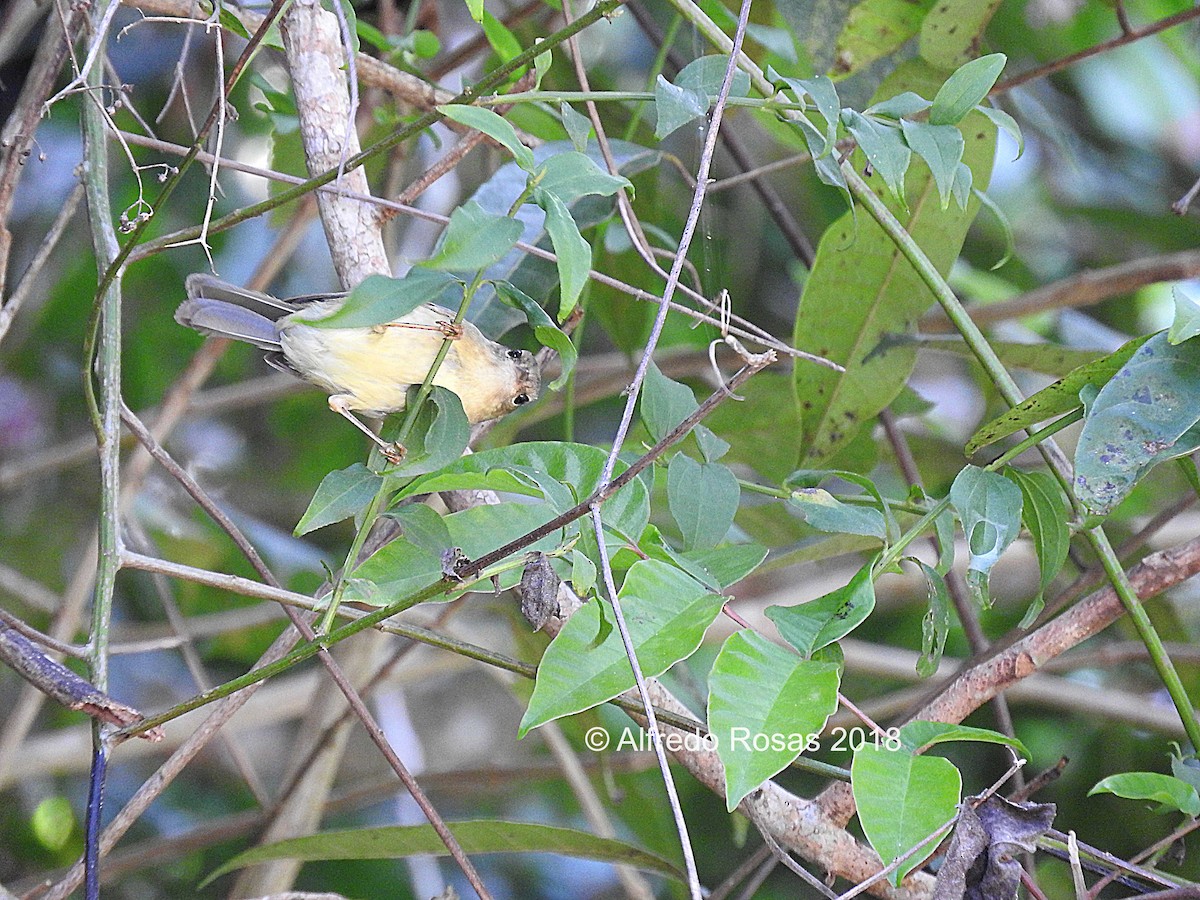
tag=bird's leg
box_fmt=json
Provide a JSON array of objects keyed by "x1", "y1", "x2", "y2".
[{"x1": 328, "y1": 394, "x2": 405, "y2": 464}]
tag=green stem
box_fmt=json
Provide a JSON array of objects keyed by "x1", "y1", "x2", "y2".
[
  {"x1": 843, "y1": 165, "x2": 1200, "y2": 750},
  {"x1": 318, "y1": 271, "x2": 485, "y2": 634}
]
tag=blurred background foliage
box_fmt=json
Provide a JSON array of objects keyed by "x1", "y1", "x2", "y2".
[{"x1": 2, "y1": 0, "x2": 1200, "y2": 896}]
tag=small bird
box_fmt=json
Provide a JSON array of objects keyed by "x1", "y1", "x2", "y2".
[{"x1": 175, "y1": 274, "x2": 540, "y2": 461}]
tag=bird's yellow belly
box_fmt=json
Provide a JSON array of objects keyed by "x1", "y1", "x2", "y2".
[{"x1": 279, "y1": 322, "x2": 465, "y2": 416}]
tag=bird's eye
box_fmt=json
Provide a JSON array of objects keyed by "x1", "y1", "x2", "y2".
[
  {"x1": 513, "y1": 393, "x2": 530, "y2": 406},
  {"x1": 507, "y1": 349, "x2": 523, "y2": 360}
]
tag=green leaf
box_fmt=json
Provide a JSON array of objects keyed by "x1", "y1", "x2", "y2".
[
  {"x1": 929, "y1": 54, "x2": 1007, "y2": 126},
  {"x1": 765, "y1": 558, "x2": 876, "y2": 656},
  {"x1": 680, "y1": 543, "x2": 768, "y2": 590},
  {"x1": 570, "y1": 549, "x2": 596, "y2": 597},
  {"x1": 920, "y1": 0, "x2": 1003, "y2": 69},
  {"x1": 978, "y1": 105, "x2": 1023, "y2": 158},
  {"x1": 396, "y1": 442, "x2": 650, "y2": 543},
  {"x1": 914, "y1": 561, "x2": 950, "y2": 677},
  {"x1": 1003, "y1": 468, "x2": 1070, "y2": 603},
  {"x1": 667, "y1": 454, "x2": 740, "y2": 551},
  {"x1": 533, "y1": 151, "x2": 631, "y2": 204},
  {"x1": 899, "y1": 721, "x2": 1029, "y2": 758},
  {"x1": 295, "y1": 271, "x2": 459, "y2": 329},
  {"x1": 641, "y1": 363, "x2": 698, "y2": 443},
  {"x1": 840, "y1": 110, "x2": 911, "y2": 205},
  {"x1": 852, "y1": 746, "x2": 961, "y2": 886},
  {"x1": 202, "y1": 820, "x2": 684, "y2": 887},
  {"x1": 1074, "y1": 332, "x2": 1200, "y2": 514},
  {"x1": 900, "y1": 120, "x2": 965, "y2": 208},
  {"x1": 1090, "y1": 773, "x2": 1200, "y2": 816},
  {"x1": 560, "y1": 102, "x2": 592, "y2": 151},
  {"x1": 949, "y1": 465, "x2": 1023, "y2": 606},
  {"x1": 481, "y1": 9, "x2": 522, "y2": 64},
  {"x1": 534, "y1": 190, "x2": 591, "y2": 321},
  {"x1": 519, "y1": 560, "x2": 724, "y2": 734},
  {"x1": 654, "y1": 75, "x2": 708, "y2": 140},
  {"x1": 385, "y1": 386, "x2": 470, "y2": 478},
  {"x1": 494, "y1": 281, "x2": 577, "y2": 389},
  {"x1": 675, "y1": 54, "x2": 752, "y2": 99},
  {"x1": 421, "y1": 201, "x2": 524, "y2": 272},
  {"x1": 346, "y1": 538, "x2": 443, "y2": 602},
  {"x1": 777, "y1": 75, "x2": 841, "y2": 154},
  {"x1": 794, "y1": 63, "x2": 996, "y2": 467},
  {"x1": 708, "y1": 374, "x2": 804, "y2": 481},
  {"x1": 788, "y1": 488, "x2": 887, "y2": 540},
  {"x1": 349, "y1": 500, "x2": 566, "y2": 603},
  {"x1": 833, "y1": 0, "x2": 936, "y2": 79},
  {"x1": 464, "y1": 0, "x2": 483, "y2": 23},
  {"x1": 1169, "y1": 287, "x2": 1200, "y2": 344},
  {"x1": 708, "y1": 631, "x2": 841, "y2": 810},
  {"x1": 438, "y1": 105, "x2": 535, "y2": 172},
  {"x1": 965, "y1": 333, "x2": 1154, "y2": 455},
  {"x1": 294, "y1": 463, "x2": 382, "y2": 535},
  {"x1": 866, "y1": 92, "x2": 932, "y2": 119}
]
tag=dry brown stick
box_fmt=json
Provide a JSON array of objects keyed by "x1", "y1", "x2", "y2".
[
  {"x1": 816, "y1": 534, "x2": 1200, "y2": 827},
  {"x1": 0, "y1": 621, "x2": 164, "y2": 740},
  {"x1": 122, "y1": 0, "x2": 452, "y2": 112},
  {"x1": 0, "y1": 4, "x2": 84, "y2": 297},
  {"x1": 919, "y1": 248, "x2": 1200, "y2": 332}
]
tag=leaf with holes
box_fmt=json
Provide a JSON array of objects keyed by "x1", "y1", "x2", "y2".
[
  {"x1": 965, "y1": 333, "x2": 1154, "y2": 455},
  {"x1": 765, "y1": 558, "x2": 876, "y2": 656},
  {"x1": 949, "y1": 466, "x2": 1022, "y2": 607},
  {"x1": 1074, "y1": 333, "x2": 1200, "y2": 514}
]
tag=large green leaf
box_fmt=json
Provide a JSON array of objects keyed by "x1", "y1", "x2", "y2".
[
  {"x1": 1089, "y1": 773, "x2": 1200, "y2": 816},
  {"x1": 519, "y1": 560, "x2": 724, "y2": 734},
  {"x1": 965, "y1": 333, "x2": 1154, "y2": 455},
  {"x1": 1074, "y1": 333, "x2": 1200, "y2": 514},
  {"x1": 920, "y1": 0, "x2": 1003, "y2": 69},
  {"x1": 833, "y1": 0, "x2": 937, "y2": 80},
  {"x1": 346, "y1": 501, "x2": 562, "y2": 602},
  {"x1": 765, "y1": 558, "x2": 877, "y2": 656},
  {"x1": 202, "y1": 820, "x2": 684, "y2": 886},
  {"x1": 396, "y1": 442, "x2": 650, "y2": 542},
  {"x1": 421, "y1": 201, "x2": 523, "y2": 272},
  {"x1": 384, "y1": 386, "x2": 470, "y2": 478},
  {"x1": 852, "y1": 745, "x2": 961, "y2": 886},
  {"x1": 295, "y1": 271, "x2": 459, "y2": 329},
  {"x1": 708, "y1": 631, "x2": 841, "y2": 810},
  {"x1": 666, "y1": 454, "x2": 740, "y2": 551},
  {"x1": 705, "y1": 373, "x2": 803, "y2": 481},
  {"x1": 793, "y1": 62, "x2": 995, "y2": 467},
  {"x1": 437, "y1": 105, "x2": 535, "y2": 171},
  {"x1": 295, "y1": 463, "x2": 382, "y2": 535}
]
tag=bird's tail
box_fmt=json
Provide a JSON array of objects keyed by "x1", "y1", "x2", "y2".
[{"x1": 176, "y1": 275, "x2": 293, "y2": 350}]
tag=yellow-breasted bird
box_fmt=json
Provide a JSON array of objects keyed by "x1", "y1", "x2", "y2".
[{"x1": 175, "y1": 274, "x2": 540, "y2": 460}]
